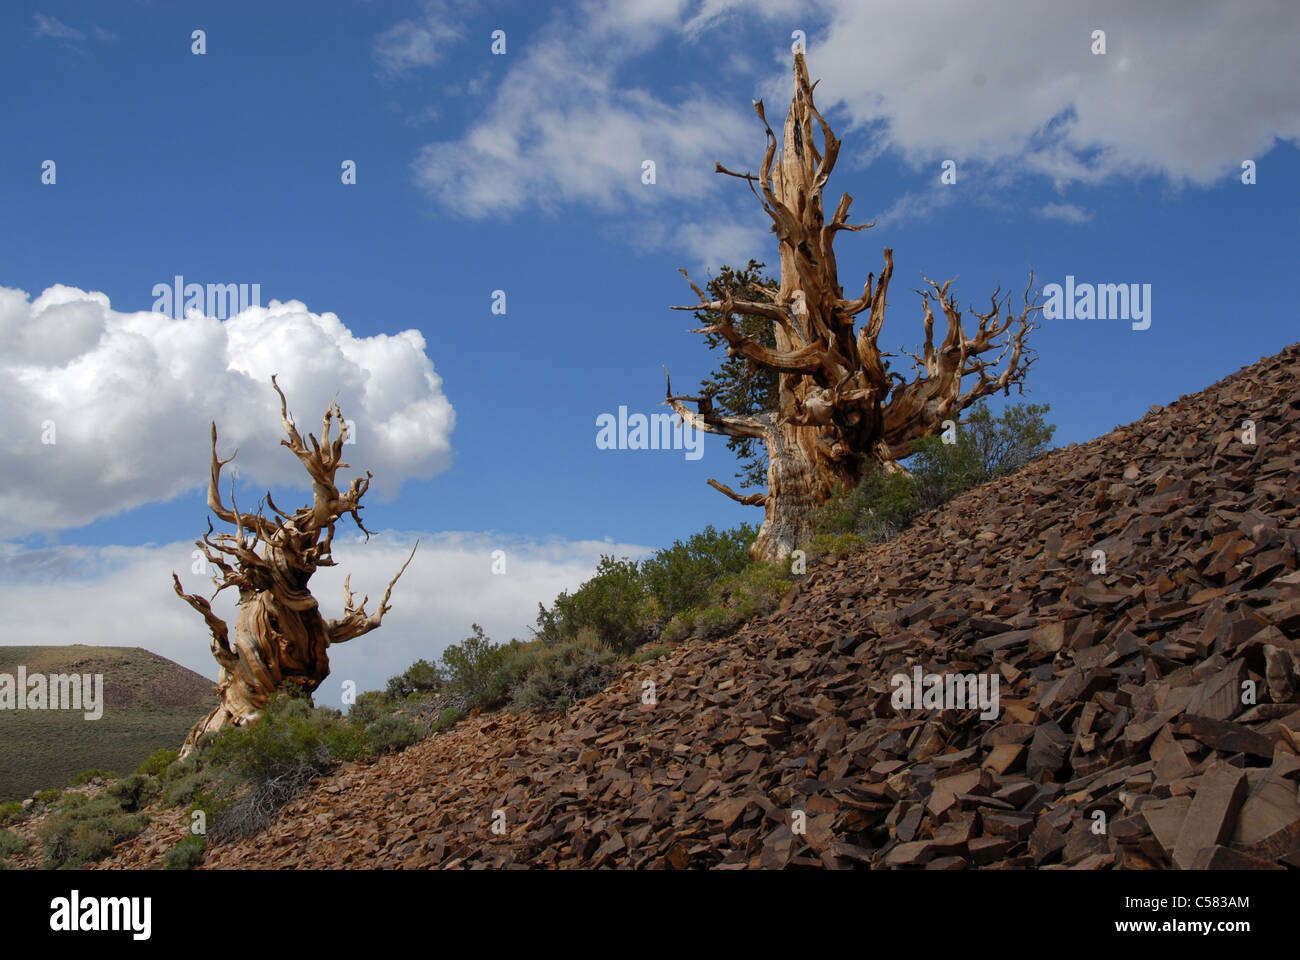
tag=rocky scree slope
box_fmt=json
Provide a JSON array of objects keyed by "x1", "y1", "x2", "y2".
[{"x1": 107, "y1": 345, "x2": 1300, "y2": 869}]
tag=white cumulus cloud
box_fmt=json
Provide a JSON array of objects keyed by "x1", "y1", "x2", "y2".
[{"x1": 0, "y1": 284, "x2": 455, "y2": 538}]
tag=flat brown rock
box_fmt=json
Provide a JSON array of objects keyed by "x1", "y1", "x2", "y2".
[
  {"x1": 1231, "y1": 767, "x2": 1300, "y2": 859},
  {"x1": 1188, "y1": 845, "x2": 1283, "y2": 870},
  {"x1": 1172, "y1": 764, "x2": 1248, "y2": 870}
]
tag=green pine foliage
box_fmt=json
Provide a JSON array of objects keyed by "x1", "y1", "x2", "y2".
[{"x1": 689, "y1": 260, "x2": 780, "y2": 491}]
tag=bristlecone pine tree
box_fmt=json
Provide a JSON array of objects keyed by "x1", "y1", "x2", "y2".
[
  {"x1": 665, "y1": 53, "x2": 1041, "y2": 562},
  {"x1": 172, "y1": 377, "x2": 416, "y2": 758}
]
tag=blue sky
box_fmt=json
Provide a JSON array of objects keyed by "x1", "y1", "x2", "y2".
[{"x1": 2, "y1": 0, "x2": 1297, "y2": 699}]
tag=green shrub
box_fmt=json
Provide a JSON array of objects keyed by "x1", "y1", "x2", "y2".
[
  {"x1": 907, "y1": 433, "x2": 984, "y2": 511},
  {"x1": 158, "y1": 692, "x2": 430, "y2": 843},
  {"x1": 0, "y1": 802, "x2": 23, "y2": 827},
  {"x1": 534, "y1": 556, "x2": 652, "y2": 652},
  {"x1": 159, "y1": 755, "x2": 190, "y2": 785},
  {"x1": 34, "y1": 789, "x2": 60, "y2": 806},
  {"x1": 660, "y1": 619, "x2": 689, "y2": 643},
  {"x1": 71, "y1": 768, "x2": 118, "y2": 786},
  {"x1": 805, "y1": 531, "x2": 869, "y2": 560},
  {"x1": 529, "y1": 528, "x2": 760, "y2": 658},
  {"x1": 384, "y1": 658, "x2": 443, "y2": 700},
  {"x1": 726, "y1": 561, "x2": 789, "y2": 608},
  {"x1": 38, "y1": 809, "x2": 149, "y2": 869},
  {"x1": 430, "y1": 707, "x2": 465, "y2": 733},
  {"x1": 814, "y1": 471, "x2": 920, "y2": 542},
  {"x1": 510, "y1": 642, "x2": 620, "y2": 714},
  {"x1": 163, "y1": 768, "x2": 219, "y2": 808},
  {"x1": 203, "y1": 695, "x2": 366, "y2": 784},
  {"x1": 108, "y1": 774, "x2": 156, "y2": 813},
  {"x1": 908, "y1": 400, "x2": 1055, "y2": 510},
  {"x1": 69, "y1": 826, "x2": 116, "y2": 863},
  {"x1": 662, "y1": 562, "x2": 791, "y2": 642},
  {"x1": 36, "y1": 817, "x2": 76, "y2": 867},
  {"x1": 640, "y1": 524, "x2": 755, "y2": 620},
  {"x1": 0, "y1": 828, "x2": 27, "y2": 859},
  {"x1": 365, "y1": 714, "x2": 419, "y2": 755},
  {"x1": 664, "y1": 604, "x2": 743, "y2": 642},
  {"x1": 438, "y1": 626, "x2": 540, "y2": 711},
  {"x1": 113, "y1": 814, "x2": 152, "y2": 840},
  {"x1": 163, "y1": 835, "x2": 205, "y2": 870},
  {"x1": 135, "y1": 749, "x2": 179, "y2": 779},
  {"x1": 58, "y1": 792, "x2": 89, "y2": 811},
  {"x1": 630, "y1": 645, "x2": 671, "y2": 663},
  {"x1": 348, "y1": 690, "x2": 390, "y2": 725},
  {"x1": 187, "y1": 791, "x2": 233, "y2": 832},
  {"x1": 51, "y1": 789, "x2": 147, "y2": 827},
  {"x1": 438, "y1": 625, "x2": 507, "y2": 705},
  {"x1": 961, "y1": 399, "x2": 1055, "y2": 478}
]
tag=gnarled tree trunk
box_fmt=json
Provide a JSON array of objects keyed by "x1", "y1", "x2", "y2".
[
  {"x1": 666, "y1": 53, "x2": 1039, "y2": 561},
  {"x1": 173, "y1": 377, "x2": 415, "y2": 758}
]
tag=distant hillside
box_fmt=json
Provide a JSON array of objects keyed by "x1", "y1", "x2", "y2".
[{"x1": 0, "y1": 646, "x2": 217, "y2": 801}]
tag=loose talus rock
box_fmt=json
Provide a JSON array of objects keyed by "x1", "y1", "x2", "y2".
[{"x1": 102, "y1": 345, "x2": 1300, "y2": 870}]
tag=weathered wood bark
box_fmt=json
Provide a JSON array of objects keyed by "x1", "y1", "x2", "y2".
[
  {"x1": 173, "y1": 377, "x2": 415, "y2": 758},
  {"x1": 666, "y1": 53, "x2": 1040, "y2": 561}
]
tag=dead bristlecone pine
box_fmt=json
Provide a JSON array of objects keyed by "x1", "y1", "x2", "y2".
[
  {"x1": 172, "y1": 375, "x2": 416, "y2": 758},
  {"x1": 665, "y1": 53, "x2": 1039, "y2": 562}
]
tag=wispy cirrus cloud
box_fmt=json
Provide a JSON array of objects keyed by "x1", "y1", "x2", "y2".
[
  {"x1": 30, "y1": 13, "x2": 116, "y2": 49},
  {"x1": 1036, "y1": 202, "x2": 1094, "y2": 224},
  {"x1": 31, "y1": 13, "x2": 83, "y2": 42},
  {"x1": 412, "y1": 38, "x2": 754, "y2": 218},
  {"x1": 407, "y1": 6, "x2": 772, "y2": 272},
  {"x1": 373, "y1": 0, "x2": 465, "y2": 76}
]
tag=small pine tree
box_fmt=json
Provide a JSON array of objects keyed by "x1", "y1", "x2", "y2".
[{"x1": 690, "y1": 260, "x2": 779, "y2": 491}]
